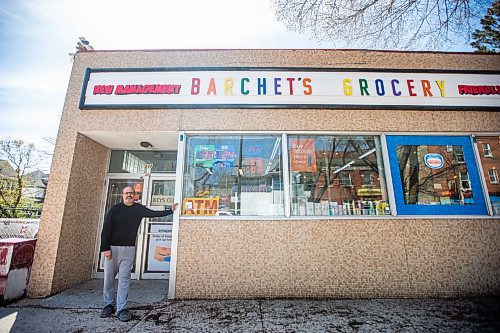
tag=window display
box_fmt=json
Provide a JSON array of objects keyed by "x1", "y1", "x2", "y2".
[
  {"x1": 476, "y1": 136, "x2": 500, "y2": 215},
  {"x1": 386, "y1": 136, "x2": 487, "y2": 215},
  {"x1": 183, "y1": 135, "x2": 283, "y2": 216},
  {"x1": 288, "y1": 135, "x2": 389, "y2": 216}
]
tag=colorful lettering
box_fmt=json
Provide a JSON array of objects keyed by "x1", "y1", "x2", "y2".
[
  {"x1": 191, "y1": 78, "x2": 200, "y2": 95},
  {"x1": 435, "y1": 80, "x2": 446, "y2": 97},
  {"x1": 274, "y1": 78, "x2": 282, "y2": 95},
  {"x1": 391, "y1": 79, "x2": 401, "y2": 96},
  {"x1": 359, "y1": 79, "x2": 369, "y2": 96},
  {"x1": 407, "y1": 80, "x2": 416, "y2": 96},
  {"x1": 93, "y1": 85, "x2": 114, "y2": 95},
  {"x1": 207, "y1": 78, "x2": 217, "y2": 95},
  {"x1": 458, "y1": 85, "x2": 500, "y2": 95},
  {"x1": 303, "y1": 78, "x2": 312, "y2": 95},
  {"x1": 343, "y1": 79, "x2": 353, "y2": 96},
  {"x1": 421, "y1": 80, "x2": 432, "y2": 97},
  {"x1": 286, "y1": 78, "x2": 295, "y2": 95},
  {"x1": 375, "y1": 79, "x2": 385, "y2": 96},
  {"x1": 258, "y1": 78, "x2": 267, "y2": 95},
  {"x1": 224, "y1": 78, "x2": 233, "y2": 96},
  {"x1": 241, "y1": 78, "x2": 250, "y2": 95}
]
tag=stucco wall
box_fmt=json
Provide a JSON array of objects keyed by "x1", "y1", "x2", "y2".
[
  {"x1": 28, "y1": 49, "x2": 500, "y2": 298},
  {"x1": 29, "y1": 134, "x2": 108, "y2": 296},
  {"x1": 175, "y1": 218, "x2": 499, "y2": 298}
]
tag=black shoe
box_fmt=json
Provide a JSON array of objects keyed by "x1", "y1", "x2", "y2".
[
  {"x1": 100, "y1": 304, "x2": 115, "y2": 318},
  {"x1": 117, "y1": 309, "x2": 132, "y2": 322}
]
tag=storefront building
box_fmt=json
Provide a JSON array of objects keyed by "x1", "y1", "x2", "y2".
[{"x1": 28, "y1": 49, "x2": 499, "y2": 299}]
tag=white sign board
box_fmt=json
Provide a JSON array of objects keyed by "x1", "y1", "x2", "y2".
[{"x1": 80, "y1": 68, "x2": 500, "y2": 110}]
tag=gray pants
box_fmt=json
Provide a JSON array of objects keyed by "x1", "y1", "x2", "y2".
[{"x1": 103, "y1": 246, "x2": 135, "y2": 313}]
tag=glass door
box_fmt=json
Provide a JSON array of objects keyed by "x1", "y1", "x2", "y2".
[
  {"x1": 95, "y1": 177, "x2": 144, "y2": 279},
  {"x1": 139, "y1": 175, "x2": 176, "y2": 279}
]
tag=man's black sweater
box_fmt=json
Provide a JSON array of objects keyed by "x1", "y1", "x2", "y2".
[{"x1": 100, "y1": 202, "x2": 173, "y2": 252}]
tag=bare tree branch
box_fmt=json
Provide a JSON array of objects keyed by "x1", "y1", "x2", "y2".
[{"x1": 272, "y1": 0, "x2": 490, "y2": 49}]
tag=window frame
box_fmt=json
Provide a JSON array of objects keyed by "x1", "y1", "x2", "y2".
[
  {"x1": 181, "y1": 133, "x2": 285, "y2": 217},
  {"x1": 489, "y1": 169, "x2": 499, "y2": 184},
  {"x1": 483, "y1": 143, "x2": 493, "y2": 157},
  {"x1": 385, "y1": 135, "x2": 488, "y2": 215}
]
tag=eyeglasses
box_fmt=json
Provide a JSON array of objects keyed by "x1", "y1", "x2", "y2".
[{"x1": 123, "y1": 192, "x2": 135, "y2": 195}]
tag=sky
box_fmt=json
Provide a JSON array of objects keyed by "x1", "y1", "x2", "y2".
[{"x1": 0, "y1": 0, "x2": 481, "y2": 172}]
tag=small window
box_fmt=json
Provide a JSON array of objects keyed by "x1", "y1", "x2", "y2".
[
  {"x1": 489, "y1": 169, "x2": 499, "y2": 184},
  {"x1": 340, "y1": 173, "x2": 352, "y2": 186},
  {"x1": 362, "y1": 173, "x2": 374, "y2": 186},
  {"x1": 454, "y1": 148, "x2": 465, "y2": 163},
  {"x1": 460, "y1": 172, "x2": 471, "y2": 190},
  {"x1": 483, "y1": 143, "x2": 493, "y2": 157}
]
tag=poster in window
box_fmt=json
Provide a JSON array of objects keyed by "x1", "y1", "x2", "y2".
[
  {"x1": 194, "y1": 145, "x2": 235, "y2": 168},
  {"x1": 194, "y1": 145, "x2": 216, "y2": 167},
  {"x1": 289, "y1": 138, "x2": 317, "y2": 172},
  {"x1": 243, "y1": 157, "x2": 263, "y2": 176},
  {"x1": 146, "y1": 224, "x2": 172, "y2": 273}
]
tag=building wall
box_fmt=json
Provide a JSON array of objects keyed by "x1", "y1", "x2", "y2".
[
  {"x1": 29, "y1": 134, "x2": 108, "y2": 296},
  {"x1": 28, "y1": 49, "x2": 500, "y2": 298},
  {"x1": 175, "y1": 218, "x2": 499, "y2": 298}
]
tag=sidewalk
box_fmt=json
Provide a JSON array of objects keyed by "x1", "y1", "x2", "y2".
[{"x1": 1, "y1": 279, "x2": 499, "y2": 332}]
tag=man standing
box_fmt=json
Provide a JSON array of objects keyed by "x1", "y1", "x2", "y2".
[{"x1": 100, "y1": 186, "x2": 178, "y2": 322}]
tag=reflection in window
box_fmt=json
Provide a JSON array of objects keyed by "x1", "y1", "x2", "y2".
[
  {"x1": 483, "y1": 143, "x2": 492, "y2": 157},
  {"x1": 288, "y1": 135, "x2": 389, "y2": 216},
  {"x1": 489, "y1": 169, "x2": 498, "y2": 184},
  {"x1": 109, "y1": 150, "x2": 177, "y2": 173},
  {"x1": 396, "y1": 145, "x2": 474, "y2": 205},
  {"x1": 183, "y1": 135, "x2": 283, "y2": 216},
  {"x1": 477, "y1": 136, "x2": 500, "y2": 215}
]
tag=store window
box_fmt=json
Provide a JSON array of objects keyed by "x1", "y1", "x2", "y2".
[
  {"x1": 476, "y1": 136, "x2": 500, "y2": 215},
  {"x1": 182, "y1": 135, "x2": 283, "y2": 216},
  {"x1": 489, "y1": 169, "x2": 498, "y2": 184},
  {"x1": 483, "y1": 143, "x2": 493, "y2": 157},
  {"x1": 386, "y1": 136, "x2": 487, "y2": 215},
  {"x1": 108, "y1": 150, "x2": 177, "y2": 173},
  {"x1": 288, "y1": 135, "x2": 389, "y2": 216}
]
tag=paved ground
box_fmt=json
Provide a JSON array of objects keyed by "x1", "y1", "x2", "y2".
[{"x1": 0, "y1": 280, "x2": 499, "y2": 332}]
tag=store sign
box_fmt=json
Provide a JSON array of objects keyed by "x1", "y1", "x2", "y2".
[
  {"x1": 80, "y1": 68, "x2": 500, "y2": 110},
  {"x1": 194, "y1": 144, "x2": 235, "y2": 168},
  {"x1": 289, "y1": 138, "x2": 317, "y2": 172},
  {"x1": 151, "y1": 195, "x2": 174, "y2": 206},
  {"x1": 424, "y1": 153, "x2": 444, "y2": 169},
  {"x1": 183, "y1": 197, "x2": 220, "y2": 215},
  {"x1": 357, "y1": 188, "x2": 382, "y2": 196}
]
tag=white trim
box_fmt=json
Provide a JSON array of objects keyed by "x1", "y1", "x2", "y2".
[
  {"x1": 168, "y1": 131, "x2": 186, "y2": 299},
  {"x1": 381, "y1": 135, "x2": 397, "y2": 216},
  {"x1": 140, "y1": 174, "x2": 176, "y2": 279},
  {"x1": 135, "y1": 173, "x2": 151, "y2": 280},
  {"x1": 282, "y1": 133, "x2": 291, "y2": 217},
  {"x1": 472, "y1": 135, "x2": 494, "y2": 216}
]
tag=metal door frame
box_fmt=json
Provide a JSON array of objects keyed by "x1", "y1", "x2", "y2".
[
  {"x1": 137, "y1": 174, "x2": 176, "y2": 279},
  {"x1": 92, "y1": 174, "x2": 145, "y2": 279}
]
